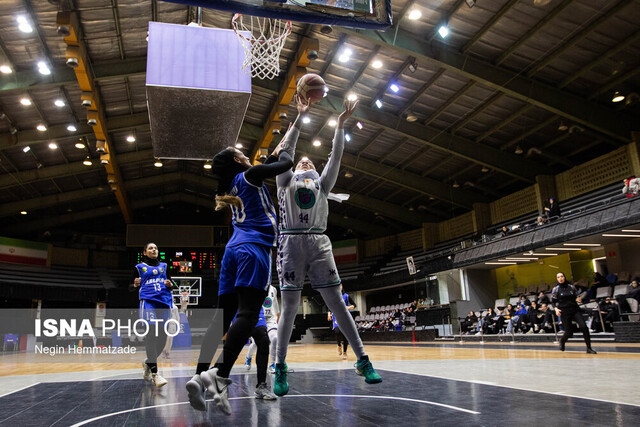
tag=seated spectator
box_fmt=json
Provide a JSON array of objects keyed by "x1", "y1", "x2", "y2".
[
  {"x1": 460, "y1": 311, "x2": 477, "y2": 335},
  {"x1": 500, "y1": 226, "x2": 510, "y2": 237},
  {"x1": 486, "y1": 308, "x2": 505, "y2": 334},
  {"x1": 518, "y1": 294, "x2": 532, "y2": 308},
  {"x1": 518, "y1": 301, "x2": 542, "y2": 334},
  {"x1": 615, "y1": 280, "x2": 640, "y2": 316},
  {"x1": 506, "y1": 301, "x2": 528, "y2": 333},
  {"x1": 544, "y1": 197, "x2": 561, "y2": 220},
  {"x1": 622, "y1": 177, "x2": 640, "y2": 197},
  {"x1": 591, "y1": 297, "x2": 619, "y2": 332},
  {"x1": 538, "y1": 303, "x2": 554, "y2": 333},
  {"x1": 537, "y1": 291, "x2": 550, "y2": 306},
  {"x1": 536, "y1": 216, "x2": 547, "y2": 226}
]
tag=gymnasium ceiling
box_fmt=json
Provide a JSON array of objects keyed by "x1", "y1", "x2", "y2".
[{"x1": 0, "y1": 0, "x2": 639, "y2": 241}]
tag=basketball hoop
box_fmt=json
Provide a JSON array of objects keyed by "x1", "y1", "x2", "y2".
[{"x1": 232, "y1": 14, "x2": 292, "y2": 80}]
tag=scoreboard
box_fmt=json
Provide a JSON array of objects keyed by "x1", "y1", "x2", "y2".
[{"x1": 135, "y1": 249, "x2": 217, "y2": 272}]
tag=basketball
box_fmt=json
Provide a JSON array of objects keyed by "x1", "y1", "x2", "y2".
[{"x1": 297, "y1": 73, "x2": 326, "y2": 104}]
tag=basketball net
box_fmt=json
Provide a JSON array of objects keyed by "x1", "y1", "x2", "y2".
[
  {"x1": 180, "y1": 292, "x2": 190, "y2": 311},
  {"x1": 232, "y1": 14, "x2": 292, "y2": 80}
]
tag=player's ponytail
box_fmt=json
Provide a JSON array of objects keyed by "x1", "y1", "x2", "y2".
[{"x1": 211, "y1": 147, "x2": 246, "y2": 211}]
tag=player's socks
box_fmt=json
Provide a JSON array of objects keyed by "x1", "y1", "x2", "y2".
[
  {"x1": 142, "y1": 362, "x2": 152, "y2": 381},
  {"x1": 201, "y1": 368, "x2": 233, "y2": 415},
  {"x1": 186, "y1": 374, "x2": 206, "y2": 411},
  {"x1": 152, "y1": 373, "x2": 167, "y2": 387},
  {"x1": 268, "y1": 363, "x2": 276, "y2": 374},
  {"x1": 355, "y1": 355, "x2": 382, "y2": 384},
  {"x1": 255, "y1": 382, "x2": 277, "y2": 400},
  {"x1": 244, "y1": 356, "x2": 252, "y2": 370},
  {"x1": 273, "y1": 363, "x2": 289, "y2": 396}
]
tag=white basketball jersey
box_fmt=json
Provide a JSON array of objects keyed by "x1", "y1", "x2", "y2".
[{"x1": 278, "y1": 170, "x2": 328, "y2": 234}]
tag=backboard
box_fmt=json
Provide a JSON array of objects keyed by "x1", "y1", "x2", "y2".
[
  {"x1": 172, "y1": 276, "x2": 202, "y2": 306},
  {"x1": 162, "y1": 0, "x2": 392, "y2": 30}
]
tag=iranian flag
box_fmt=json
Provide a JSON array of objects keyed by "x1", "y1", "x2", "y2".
[
  {"x1": 333, "y1": 239, "x2": 357, "y2": 264},
  {"x1": 0, "y1": 237, "x2": 49, "y2": 266}
]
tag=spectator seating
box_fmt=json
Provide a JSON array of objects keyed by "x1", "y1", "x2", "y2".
[{"x1": 596, "y1": 286, "x2": 613, "y2": 299}]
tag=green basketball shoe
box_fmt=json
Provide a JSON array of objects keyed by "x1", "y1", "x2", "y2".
[
  {"x1": 274, "y1": 363, "x2": 289, "y2": 396},
  {"x1": 355, "y1": 355, "x2": 382, "y2": 384}
]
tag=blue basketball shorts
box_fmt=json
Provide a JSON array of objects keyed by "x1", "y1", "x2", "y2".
[
  {"x1": 219, "y1": 242, "x2": 273, "y2": 295},
  {"x1": 139, "y1": 299, "x2": 171, "y2": 323}
]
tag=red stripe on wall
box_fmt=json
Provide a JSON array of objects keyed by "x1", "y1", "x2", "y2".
[
  {"x1": 0, "y1": 253, "x2": 47, "y2": 266},
  {"x1": 334, "y1": 254, "x2": 357, "y2": 264}
]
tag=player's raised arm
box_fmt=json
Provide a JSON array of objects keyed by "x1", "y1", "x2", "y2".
[
  {"x1": 276, "y1": 94, "x2": 310, "y2": 188},
  {"x1": 320, "y1": 99, "x2": 358, "y2": 194}
]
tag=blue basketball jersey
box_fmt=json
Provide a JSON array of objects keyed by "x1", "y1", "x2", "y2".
[
  {"x1": 227, "y1": 172, "x2": 278, "y2": 248},
  {"x1": 332, "y1": 293, "x2": 350, "y2": 329},
  {"x1": 136, "y1": 262, "x2": 172, "y2": 307}
]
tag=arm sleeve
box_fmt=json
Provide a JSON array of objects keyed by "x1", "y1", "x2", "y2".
[
  {"x1": 264, "y1": 154, "x2": 278, "y2": 165},
  {"x1": 551, "y1": 286, "x2": 559, "y2": 303},
  {"x1": 275, "y1": 125, "x2": 300, "y2": 188},
  {"x1": 319, "y1": 127, "x2": 345, "y2": 194},
  {"x1": 245, "y1": 151, "x2": 294, "y2": 186},
  {"x1": 129, "y1": 267, "x2": 140, "y2": 292}
]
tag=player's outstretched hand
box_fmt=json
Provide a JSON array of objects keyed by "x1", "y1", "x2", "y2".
[
  {"x1": 271, "y1": 138, "x2": 287, "y2": 158},
  {"x1": 294, "y1": 93, "x2": 311, "y2": 115},
  {"x1": 338, "y1": 99, "x2": 358, "y2": 127}
]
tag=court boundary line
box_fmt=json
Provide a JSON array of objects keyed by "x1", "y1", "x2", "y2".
[
  {"x1": 0, "y1": 382, "x2": 40, "y2": 398},
  {"x1": 68, "y1": 393, "x2": 479, "y2": 426},
  {"x1": 378, "y1": 368, "x2": 640, "y2": 408}
]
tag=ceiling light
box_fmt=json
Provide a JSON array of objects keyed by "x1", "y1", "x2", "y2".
[
  {"x1": 389, "y1": 83, "x2": 400, "y2": 93},
  {"x1": 524, "y1": 252, "x2": 558, "y2": 256},
  {"x1": 75, "y1": 142, "x2": 85, "y2": 149},
  {"x1": 20, "y1": 211, "x2": 27, "y2": 215},
  {"x1": 408, "y1": 61, "x2": 418, "y2": 73},
  {"x1": 345, "y1": 134, "x2": 351, "y2": 142},
  {"x1": 54, "y1": 99, "x2": 65, "y2": 107},
  {"x1": 67, "y1": 124, "x2": 77, "y2": 132},
  {"x1": 563, "y1": 243, "x2": 600, "y2": 246},
  {"x1": 17, "y1": 16, "x2": 33, "y2": 33},
  {"x1": 602, "y1": 234, "x2": 640, "y2": 238},
  {"x1": 235, "y1": 143, "x2": 243, "y2": 149},
  {"x1": 504, "y1": 257, "x2": 539, "y2": 261},
  {"x1": 37, "y1": 61, "x2": 51, "y2": 75},
  {"x1": 0, "y1": 65, "x2": 12, "y2": 74},
  {"x1": 452, "y1": 181, "x2": 460, "y2": 188},
  {"x1": 22, "y1": 146, "x2": 30, "y2": 153},
  {"x1": 408, "y1": 9, "x2": 422, "y2": 20},
  {"x1": 48, "y1": 142, "x2": 58, "y2": 149},
  {"x1": 514, "y1": 145, "x2": 523, "y2": 155},
  {"x1": 545, "y1": 247, "x2": 580, "y2": 251},
  {"x1": 126, "y1": 135, "x2": 136, "y2": 142},
  {"x1": 558, "y1": 121, "x2": 568, "y2": 131},
  {"x1": 481, "y1": 166, "x2": 489, "y2": 172},
  {"x1": 347, "y1": 93, "x2": 358, "y2": 101},
  {"x1": 83, "y1": 156, "x2": 92, "y2": 166},
  {"x1": 36, "y1": 124, "x2": 47, "y2": 132},
  {"x1": 612, "y1": 92, "x2": 625, "y2": 103},
  {"x1": 302, "y1": 116, "x2": 311, "y2": 124},
  {"x1": 485, "y1": 262, "x2": 517, "y2": 265},
  {"x1": 465, "y1": 0, "x2": 476, "y2": 7},
  {"x1": 344, "y1": 171, "x2": 353, "y2": 178},
  {"x1": 203, "y1": 160, "x2": 212, "y2": 170},
  {"x1": 356, "y1": 122, "x2": 363, "y2": 129},
  {"x1": 375, "y1": 99, "x2": 383, "y2": 109},
  {"x1": 154, "y1": 159, "x2": 163, "y2": 167},
  {"x1": 328, "y1": 119, "x2": 337, "y2": 127},
  {"x1": 338, "y1": 49, "x2": 352, "y2": 63},
  {"x1": 372, "y1": 60, "x2": 383, "y2": 69},
  {"x1": 20, "y1": 98, "x2": 31, "y2": 106},
  {"x1": 406, "y1": 113, "x2": 418, "y2": 122},
  {"x1": 313, "y1": 140, "x2": 321, "y2": 147},
  {"x1": 621, "y1": 229, "x2": 640, "y2": 232},
  {"x1": 438, "y1": 24, "x2": 449, "y2": 38}
]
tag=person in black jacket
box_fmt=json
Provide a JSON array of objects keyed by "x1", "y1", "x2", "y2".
[
  {"x1": 544, "y1": 197, "x2": 561, "y2": 220},
  {"x1": 551, "y1": 272, "x2": 596, "y2": 354},
  {"x1": 460, "y1": 311, "x2": 477, "y2": 334}
]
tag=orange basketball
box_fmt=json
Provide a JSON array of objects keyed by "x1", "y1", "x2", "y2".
[{"x1": 297, "y1": 73, "x2": 326, "y2": 104}]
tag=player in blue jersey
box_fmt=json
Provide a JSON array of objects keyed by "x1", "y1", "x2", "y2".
[
  {"x1": 328, "y1": 285, "x2": 355, "y2": 360},
  {"x1": 132, "y1": 242, "x2": 173, "y2": 387},
  {"x1": 186, "y1": 96, "x2": 308, "y2": 414}
]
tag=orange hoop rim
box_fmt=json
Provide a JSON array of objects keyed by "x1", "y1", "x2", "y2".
[{"x1": 232, "y1": 13, "x2": 292, "y2": 45}]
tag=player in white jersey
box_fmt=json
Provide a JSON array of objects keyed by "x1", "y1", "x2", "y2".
[
  {"x1": 244, "y1": 284, "x2": 280, "y2": 373},
  {"x1": 272, "y1": 99, "x2": 382, "y2": 397}
]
